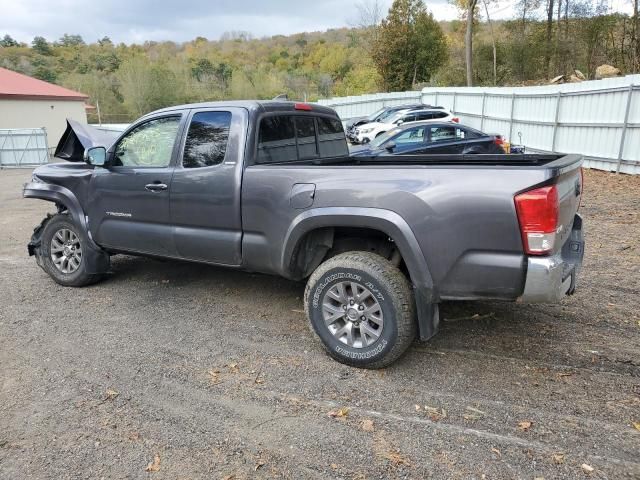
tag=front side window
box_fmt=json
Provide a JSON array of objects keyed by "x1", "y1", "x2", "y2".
[
  {"x1": 114, "y1": 116, "x2": 181, "y2": 167},
  {"x1": 183, "y1": 111, "x2": 232, "y2": 168}
]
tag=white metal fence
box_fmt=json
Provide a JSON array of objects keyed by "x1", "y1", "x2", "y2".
[
  {"x1": 318, "y1": 75, "x2": 640, "y2": 175},
  {"x1": 0, "y1": 128, "x2": 50, "y2": 167}
]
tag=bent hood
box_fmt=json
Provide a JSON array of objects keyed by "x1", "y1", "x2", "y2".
[{"x1": 54, "y1": 119, "x2": 121, "y2": 162}]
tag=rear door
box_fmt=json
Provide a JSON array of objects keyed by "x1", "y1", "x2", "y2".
[
  {"x1": 88, "y1": 114, "x2": 184, "y2": 256},
  {"x1": 169, "y1": 107, "x2": 248, "y2": 265}
]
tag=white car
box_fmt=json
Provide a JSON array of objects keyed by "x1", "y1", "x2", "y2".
[{"x1": 354, "y1": 108, "x2": 458, "y2": 144}]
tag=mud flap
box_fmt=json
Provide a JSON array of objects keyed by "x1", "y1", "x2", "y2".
[{"x1": 415, "y1": 289, "x2": 440, "y2": 341}]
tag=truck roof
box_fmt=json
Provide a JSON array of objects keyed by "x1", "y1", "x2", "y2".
[{"x1": 143, "y1": 100, "x2": 339, "y2": 119}]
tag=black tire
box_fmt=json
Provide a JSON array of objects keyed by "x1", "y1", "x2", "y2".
[
  {"x1": 37, "y1": 214, "x2": 103, "y2": 287},
  {"x1": 304, "y1": 251, "x2": 416, "y2": 369}
]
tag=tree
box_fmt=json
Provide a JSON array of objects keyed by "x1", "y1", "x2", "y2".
[
  {"x1": 464, "y1": 0, "x2": 479, "y2": 86},
  {"x1": 57, "y1": 34, "x2": 85, "y2": 47},
  {"x1": 371, "y1": 0, "x2": 447, "y2": 91},
  {"x1": 32, "y1": 36, "x2": 52, "y2": 55},
  {"x1": 544, "y1": 0, "x2": 555, "y2": 78},
  {"x1": 0, "y1": 34, "x2": 19, "y2": 48}
]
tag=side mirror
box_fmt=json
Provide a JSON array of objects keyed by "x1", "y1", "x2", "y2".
[
  {"x1": 394, "y1": 119, "x2": 404, "y2": 126},
  {"x1": 84, "y1": 146, "x2": 107, "y2": 167},
  {"x1": 385, "y1": 141, "x2": 396, "y2": 152}
]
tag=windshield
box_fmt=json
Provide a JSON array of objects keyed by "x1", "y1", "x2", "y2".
[
  {"x1": 367, "y1": 107, "x2": 387, "y2": 121},
  {"x1": 370, "y1": 127, "x2": 402, "y2": 149},
  {"x1": 377, "y1": 110, "x2": 403, "y2": 123}
]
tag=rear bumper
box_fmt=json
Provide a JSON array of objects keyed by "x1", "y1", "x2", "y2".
[{"x1": 519, "y1": 214, "x2": 584, "y2": 303}]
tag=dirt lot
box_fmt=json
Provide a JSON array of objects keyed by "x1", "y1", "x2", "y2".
[{"x1": 0, "y1": 168, "x2": 638, "y2": 479}]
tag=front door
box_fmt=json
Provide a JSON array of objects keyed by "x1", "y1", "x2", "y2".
[
  {"x1": 169, "y1": 108, "x2": 246, "y2": 265},
  {"x1": 87, "y1": 114, "x2": 184, "y2": 256}
]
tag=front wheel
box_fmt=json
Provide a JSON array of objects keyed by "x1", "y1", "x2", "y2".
[
  {"x1": 304, "y1": 252, "x2": 416, "y2": 368},
  {"x1": 37, "y1": 214, "x2": 103, "y2": 287}
]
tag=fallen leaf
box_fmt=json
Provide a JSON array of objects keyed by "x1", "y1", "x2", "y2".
[
  {"x1": 517, "y1": 421, "x2": 533, "y2": 431},
  {"x1": 128, "y1": 432, "x2": 141, "y2": 441},
  {"x1": 291, "y1": 309, "x2": 305, "y2": 313},
  {"x1": 424, "y1": 406, "x2": 446, "y2": 421},
  {"x1": 491, "y1": 447, "x2": 501, "y2": 458},
  {"x1": 556, "y1": 372, "x2": 574, "y2": 378},
  {"x1": 632, "y1": 422, "x2": 640, "y2": 431},
  {"x1": 222, "y1": 475, "x2": 235, "y2": 480},
  {"x1": 383, "y1": 449, "x2": 411, "y2": 466},
  {"x1": 105, "y1": 389, "x2": 119, "y2": 400},
  {"x1": 145, "y1": 453, "x2": 161, "y2": 472},
  {"x1": 227, "y1": 363, "x2": 239, "y2": 373},
  {"x1": 254, "y1": 461, "x2": 265, "y2": 471},
  {"x1": 330, "y1": 463, "x2": 338, "y2": 469},
  {"x1": 581, "y1": 463, "x2": 594, "y2": 474},
  {"x1": 208, "y1": 369, "x2": 222, "y2": 384},
  {"x1": 414, "y1": 404, "x2": 421, "y2": 411},
  {"x1": 552, "y1": 453, "x2": 565, "y2": 464},
  {"x1": 328, "y1": 407, "x2": 349, "y2": 418},
  {"x1": 361, "y1": 419, "x2": 374, "y2": 432}
]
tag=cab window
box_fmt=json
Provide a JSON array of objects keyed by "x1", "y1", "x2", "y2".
[
  {"x1": 183, "y1": 111, "x2": 232, "y2": 168},
  {"x1": 394, "y1": 126, "x2": 427, "y2": 145},
  {"x1": 114, "y1": 116, "x2": 181, "y2": 167},
  {"x1": 429, "y1": 126, "x2": 467, "y2": 143}
]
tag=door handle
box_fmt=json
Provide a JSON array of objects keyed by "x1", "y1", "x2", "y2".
[{"x1": 145, "y1": 183, "x2": 168, "y2": 192}]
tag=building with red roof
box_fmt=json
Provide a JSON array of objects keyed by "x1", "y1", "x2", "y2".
[{"x1": 0, "y1": 67, "x2": 89, "y2": 145}]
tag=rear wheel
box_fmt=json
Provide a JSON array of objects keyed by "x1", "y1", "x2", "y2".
[
  {"x1": 37, "y1": 214, "x2": 103, "y2": 287},
  {"x1": 304, "y1": 251, "x2": 416, "y2": 368}
]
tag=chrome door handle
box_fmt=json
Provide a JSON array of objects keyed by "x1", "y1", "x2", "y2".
[{"x1": 145, "y1": 183, "x2": 168, "y2": 192}]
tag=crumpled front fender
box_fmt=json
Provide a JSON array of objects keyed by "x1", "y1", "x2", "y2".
[{"x1": 23, "y1": 182, "x2": 110, "y2": 275}]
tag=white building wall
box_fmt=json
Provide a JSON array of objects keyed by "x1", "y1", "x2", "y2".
[{"x1": 0, "y1": 98, "x2": 87, "y2": 146}]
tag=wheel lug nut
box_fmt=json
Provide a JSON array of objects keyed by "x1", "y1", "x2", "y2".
[
  {"x1": 358, "y1": 305, "x2": 364, "y2": 310},
  {"x1": 343, "y1": 305, "x2": 347, "y2": 310},
  {"x1": 349, "y1": 300, "x2": 354, "y2": 305},
  {"x1": 360, "y1": 316, "x2": 365, "y2": 321}
]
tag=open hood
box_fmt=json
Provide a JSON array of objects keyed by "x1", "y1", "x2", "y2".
[{"x1": 54, "y1": 119, "x2": 121, "y2": 162}]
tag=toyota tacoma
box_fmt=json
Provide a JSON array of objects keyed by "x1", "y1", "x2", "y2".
[{"x1": 24, "y1": 101, "x2": 585, "y2": 368}]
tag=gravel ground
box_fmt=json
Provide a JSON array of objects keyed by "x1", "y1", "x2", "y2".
[{"x1": 0, "y1": 167, "x2": 639, "y2": 480}]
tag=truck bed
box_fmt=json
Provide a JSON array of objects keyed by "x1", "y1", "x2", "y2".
[{"x1": 268, "y1": 153, "x2": 573, "y2": 168}]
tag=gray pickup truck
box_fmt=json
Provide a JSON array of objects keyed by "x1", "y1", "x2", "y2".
[{"x1": 24, "y1": 100, "x2": 585, "y2": 368}]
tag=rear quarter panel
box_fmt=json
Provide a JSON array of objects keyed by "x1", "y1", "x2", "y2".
[{"x1": 241, "y1": 164, "x2": 555, "y2": 300}]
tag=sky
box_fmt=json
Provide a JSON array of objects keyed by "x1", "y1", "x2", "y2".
[{"x1": 0, "y1": 0, "x2": 634, "y2": 45}]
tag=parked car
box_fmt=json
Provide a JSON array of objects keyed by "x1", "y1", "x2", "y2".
[
  {"x1": 24, "y1": 100, "x2": 584, "y2": 369},
  {"x1": 352, "y1": 107, "x2": 458, "y2": 144},
  {"x1": 345, "y1": 103, "x2": 425, "y2": 142},
  {"x1": 350, "y1": 122, "x2": 506, "y2": 156}
]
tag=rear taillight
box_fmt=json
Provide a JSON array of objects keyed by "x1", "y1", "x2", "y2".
[
  {"x1": 514, "y1": 185, "x2": 559, "y2": 255},
  {"x1": 452, "y1": 117, "x2": 460, "y2": 123},
  {"x1": 493, "y1": 135, "x2": 503, "y2": 145},
  {"x1": 578, "y1": 167, "x2": 584, "y2": 211}
]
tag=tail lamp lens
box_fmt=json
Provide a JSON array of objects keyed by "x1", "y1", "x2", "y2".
[{"x1": 514, "y1": 185, "x2": 559, "y2": 255}]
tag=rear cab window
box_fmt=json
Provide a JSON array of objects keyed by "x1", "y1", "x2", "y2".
[{"x1": 257, "y1": 114, "x2": 347, "y2": 164}]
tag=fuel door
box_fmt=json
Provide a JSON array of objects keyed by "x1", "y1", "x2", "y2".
[{"x1": 290, "y1": 183, "x2": 316, "y2": 209}]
